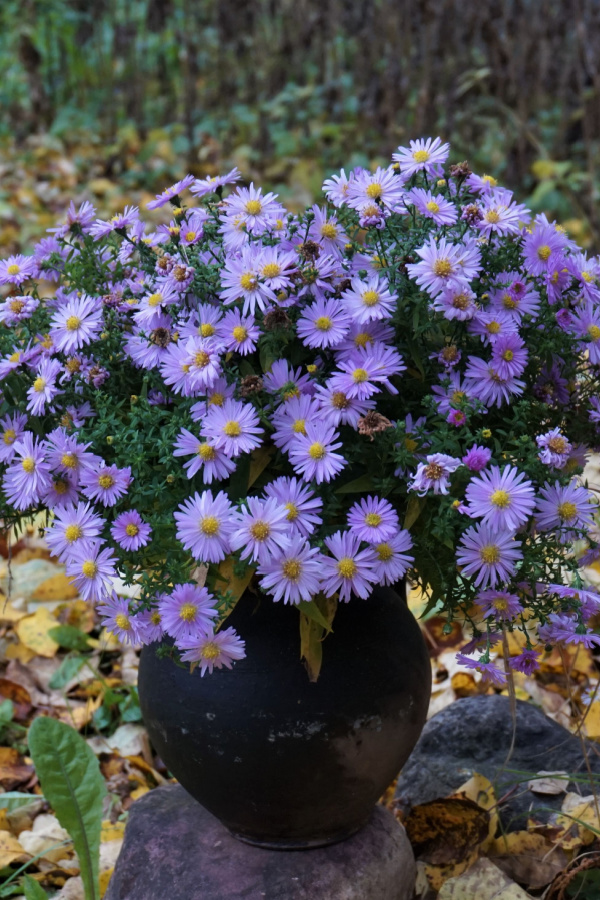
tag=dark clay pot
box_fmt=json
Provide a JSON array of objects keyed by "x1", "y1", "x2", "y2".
[{"x1": 138, "y1": 583, "x2": 431, "y2": 849}]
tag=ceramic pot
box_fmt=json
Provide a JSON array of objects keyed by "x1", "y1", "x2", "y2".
[{"x1": 138, "y1": 582, "x2": 431, "y2": 848}]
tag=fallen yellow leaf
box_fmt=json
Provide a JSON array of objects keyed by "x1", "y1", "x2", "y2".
[
  {"x1": 555, "y1": 796, "x2": 600, "y2": 849},
  {"x1": 215, "y1": 557, "x2": 255, "y2": 608},
  {"x1": 452, "y1": 773, "x2": 498, "y2": 849},
  {"x1": 32, "y1": 571, "x2": 78, "y2": 602},
  {"x1": 489, "y1": 831, "x2": 566, "y2": 890},
  {"x1": 0, "y1": 598, "x2": 27, "y2": 624},
  {"x1": 583, "y1": 700, "x2": 600, "y2": 741},
  {"x1": 100, "y1": 868, "x2": 114, "y2": 898},
  {"x1": 0, "y1": 830, "x2": 29, "y2": 867},
  {"x1": 16, "y1": 607, "x2": 60, "y2": 657},
  {"x1": 4, "y1": 641, "x2": 37, "y2": 663},
  {"x1": 130, "y1": 785, "x2": 149, "y2": 801},
  {"x1": 100, "y1": 820, "x2": 126, "y2": 842},
  {"x1": 438, "y1": 857, "x2": 531, "y2": 899}
]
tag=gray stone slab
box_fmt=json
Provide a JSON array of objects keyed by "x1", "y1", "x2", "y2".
[
  {"x1": 106, "y1": 783, "x2": 416, "y2": 900},
  {"x1": 395, "y1": 695, "x2": 600, "y2": 829}
]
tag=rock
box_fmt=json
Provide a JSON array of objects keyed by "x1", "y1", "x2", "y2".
[
  {"x1": 106, "y1": 784, "x2": 415, "y2": 900},
  {"x1": 395, "y1": 695, "x2": 600, "y2": 829}
]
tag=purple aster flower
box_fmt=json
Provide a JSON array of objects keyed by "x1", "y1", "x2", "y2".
[
  {"x1": 0, "y1": 295, "x2": 39, "y2": 326},
  {"x1": 556, "y1": 308, "x2": 573, "y2": 332},
  {"x1": 320, "y1": 530, "x2": 378, "y2": 602},
  {"x1": 455, "y1": 653, "x2": 507, "y2": 687},
  {"x1": 341, "y1": 275, "x2": 397, "y2": 323},
  {"x1": 111, "y1": 510, "x2": 152, "y2": 551},
  {"x1": 65, "y1": 542, "x2": 117, "y2": 603},
  {"x1": 534, "y1": 360, "x2": 570, "y2": 407},
  {"x1": 45, "y1": 428, "x2": 100, "y2": 478},
  {"x1": 571, "y1": 303, "x2": 600, "y2": 365},
  {"x1": 42, "y1": 473, "x2": 79, "y2": 509},
  {"x1": 0, "y1": 254, "x2": 37, "y2": 285},
  {"x1": 173, "y1": 429, "x2": 236, "y2": 483},
  {"x1": 264, "y1": 476, "x2": 323, "y2": 537},
  {"x1": 219, "y1": 246, "x2": 276, "y2": 316},
  {"x1": 257, "y1": 245, "x2": 296, "y2": 291},
  {"x1": 405, "y1": 187, "x2": 458, "y2": 225},
  {"x1": 190, "y1": 167, "x2": 241, "y2": 198},
  {"x1": 230, "y1": 496, "x2": 291, "y2": 564},
  {"x1": 271, "y1": 394, "x2": 321, "y2": 451},
  {"x1": 538, "y1": 613, "x2": 600, "y2": 649},
  {"x1": 49, "y1": 200, "x2": 96, "y2": 237},
  {"x1": 26, "y1": 358, "x2": 63, "y2": 417},
  {"x1": 200, "y1": 399, "x2": 263, "y2": 458},
  {"x1": 329, "y1": 345, "x2": 405, "y2": 400},
  {"x1": 408, "y1": 453, "x2": 462, "y2": 496},
  {"x1": 258, "y1": 533, "x2": 324, "y2": 604},
  {"x1": 536, "y1": 428, "x2": 572, "y2": 469},
  {"x1": 0, "y1": 413, "x2": 28, "y2": 463},
  {"x1": 99, "y1": 592, "x2": 140, "y2": 645},
  {"x1": 146, "y1": 175, "x2": 195, "y2": 209},
  {"x1": 3, "y1": 433, "x2": 51, "y2": 510},
  {"x1": 347, "y1": 496, "x2": 399, "y2": 543},
  {"x1": 287, "y1": 423, "x2": 347, "y2": 484},
  {"x1": 177, "y1": 626, "x2": 246, "y2": 675},
  {"x1": 476, "y1": 589, "x2": 522, "y2": 621},
  {"x1": 522, "y1": 221, "x2": 567, "y2": 276},
  {"x1": 406, "y1": 236, "x2": 472, "y2": 298},
  {"x1": 464, "y1": 358, "x2": 525, "y2": 408},
  {"x1": 490, "y1": 333, "x2": 528, "y2": 380},
  {"x1": 465, "y1": 173, "x2": 500, "y2": 194},
  {"x1": 447, "y1": 409, "x2": 467, "y2": 427},
  {"x1": 346, "y1": 166, "x2": 406, "y2": 212},
  {"x1": 80, "y1": 464, "x2": 132, "y2": 507},
  {"x1": 90, "y1": 205, "x2": 139, "y2": 239},
  {"x1": 456, "y1": 523, "x2": 522, "y2": 588},
  {"x1": 465, "y1": 465, "x2": 536, "y2": 532},
  {"x1": 489, "y1": 272, "x2": 540, "y2": 320},
  {"x1": 469, "y1": 310, "x2": 519, "y2": 345},
  {"x1": 431, "y1": 372, "x2": 470, "y2": 415},
  {"x1": 307, "y1": 205, "x2": 348, "y2": 255},
  {"x1": 543, "y1": 584, "x2": 600, "y2": 619},
  {"x1": 393, "y1": 137, "x2": 450, "y2": 177},
  {"x1": 174, "y1": 490, "x2": 234, "y2": 563},
  {"x1": 223, "y1": 183, "x2": 286, "y2": 235},
  {"x1": 133, "y1": 284, "x2": 179, "y2": 326},
  {"x1": 134, "y1": 607, "x2": 165, "y2": 645},
  {"x1": 322, "y1": 168, "x2": 354, "y2": 208},
  {"x1": 220, "y1": 308, "x2": 259, "y2": 355},
  {"x1": 180, "y1": 210, "x2": 209, "y2": 247},
  {"x1": 508, "y1": 649, "x2": 540, "y2": 675},
  {"x1": 431, "y1": 286, "x2": 478, "y2": 321},
  {"x1": 462, "y1": 445, "x2": 492, "y2": 473},
  {"x1": 535, "y1": 481, "x2": 596, "y2": 540},
  {"x1": 335, "y1": 321, "x2": 395, "y2": 361},
  {"x1": 296, "y1": 297, "x2": 350, "y2": 349},
  {"x1": 476, "y1": 188, "x2": 529, "y2": 236},
  {"x1": 370, "y1": 531, "x2": 414, "y2": 585},
  {"x1": 45, "y1": 501, "x2": 105, "y2": 562},
  {"x1": 159, "y1": 584, "x2": 218, "y2": 641},
  {"x1": 314, "y1": 383, "x2": 376, "y2": 428},
  {"x1": 263, "y1": 360, "x2": 315, "y2": 401},
  {"x1": 49, "y1": 293, "x2": 103, "y2": 353}
]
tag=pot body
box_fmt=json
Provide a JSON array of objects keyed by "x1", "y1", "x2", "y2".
[{"x1": 138, "y1": 583, "x2": 431, "y2": 848}]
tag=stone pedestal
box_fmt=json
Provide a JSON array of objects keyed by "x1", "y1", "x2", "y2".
[{"x1": 106, "y1": 784, "x2": 416, "y2": 900}]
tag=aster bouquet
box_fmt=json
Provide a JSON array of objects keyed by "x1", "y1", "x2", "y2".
[{"x1": 1, "y1": 136, "x2": 600, "y2": 685}]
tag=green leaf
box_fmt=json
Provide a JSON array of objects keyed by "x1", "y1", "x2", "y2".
[
  {"x1": 335, "y1": 473, "x2": 375, "y2": 494},
  {"x1": 296, "y1": 600, "x2": 331, "y2": 631},
  {"x1": 0, "y1": 699, "x2": 14, "y2": 727},
  {"x1": 48, "y1": 625, "x2": 91, "y2": 652},
  {"x1": 28, "y1": 717, "x2": 106, "y2": 900},
  {"x1": 0, "y1": 792, "x2": 45, "y2": 812},
  {"x1": 22, "y1": 876, "x2": 48, "y2": 900},
  {"x1": 404, "y1": 494, "x2": 426, "y2": 529},
  {"x1": 48, "y1": 655, "x2": 86, "y2": 690}
]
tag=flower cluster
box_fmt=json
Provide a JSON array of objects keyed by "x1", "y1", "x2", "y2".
[{"x1": 1, "y1": 138, "x2": 599, "y2": 681}]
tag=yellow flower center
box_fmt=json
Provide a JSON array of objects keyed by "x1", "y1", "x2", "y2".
[
  {"x1": 320, "y1": 223, "x2": 338, "y2": 240},
  {"x1": 492, "y1": 597, "x2": 508, "y2": 611},
  {"x1": 479, "y1": 545, "x2": 500, "y2": 564},
  {"x1": 588, "y1": 325, "x2": 600, "y2": 342},
  {"x1": 66, "y1": 316, "x2": 81, "y2": 331},
  {"x1": 537, "y1": 245, "x2": 552, "y2": 261},
  {"x1": 337, "y1": 557, "x2": 357, "y2": 578},
  {"x1": 557, "y1": 501, "x2": 577, "y2": 521},
  {"x1": 292, "y1": 418, "x2": 307, "y2": 434},
  {"x1": 413, "y1": 150, "x2": 430, "y2": 163},
  {"x1": 61, "y1": 452, "x2": 77, "y2": 468},
  {"x1": 362, "y1": 290, "x2": 380, "y2": 307},
  {"x1": 548, "y1": 436, "x2": 566, "y2": 453},
  {"x1": 250, "y1": 521, "x2": 270, "y2": 541},
  {"x1": 582, "y1": 271, "x2": 594, "y2": 283},
  {"x1": 147, "y1": 293, "x2": 162, "y2": 307},
  {"x1": 502, "y1": 350, "x2": 514, "y2": 361},
  {"x1": 125, "y1": 523, "x2": 139, "y2": 536},
  {"x1": 6, "y1": 263, "x2": 22, "y2": 277},
  {"x1": 376, "y1": 543, "x2": 393, "y2": 561},
  {"x1": 202, "y1": 642, "x2": 221, "y2": 660},
  {"x1": 21, "y1": 457, "x2": 35, "y2": 473},
  {"x1": 354, "y1": 332, "x2": 372, "y2": 348},
  {"x1": 490, "y1": 489, "x2": 511, "y2": 508},
  {"x1": 262, "y1": 262, "x2": 281, "y2": 279},
  {"x1": 285, "y1": 501, "x2": 298, "y2": 521},
  {"x1": 486, "y1": 321, "x2": 501, "y2": 334},
  {"x1": 482, "y1": 175, "x2": 497, "y2": 186},
  {"x1": 424, "y1": 463, "x2": 444, "y2": 480},
  {"x1": 232, "y1": 326, "x2": 248, "y2": 342},
  {"x1": 245, "y1": 200, "x2": 262, "y2": 215},
  {"x1": 9, "y1": 299, "x2": 24, "y2": 313},
  {"x1": 53, "y1": 479, "x2": 68, "y2": 494},
  {"x1": 332, "y1": 391, "x2": 349, "y2": 409},
  {"x1": 65, "y1": 524, "x2": 83, "y2": 542},
  {"x1": 200, "y1": 323, "x2": 215, "y2": 337},
  {"x1": 3, "y1": 428, "x2": 16, "y2": 445},
  {"x1": 185, "y1": 231, "x2": 197, "y2": 242},
  {"x1": 150, "y1": 611, "x2": 162, "y2": 625},
  {"x1": 98, "y1": 474, "x2": 115, "y2": 489},
  {"x1": 33, "y1": 377, "x2": 46, "y2": 392},
  {"x1": 115, "y1": 613, "x2": 131, "y2": 630},
  {"x1": 426, "y1": 200, "x2": 440, "y2": 213},
  {"x1": 179, "y1": 603, "x2": 198, "y2": 622},
  {"x1": 485, "y1": 210, "x2": 501, "y2": 224},
  {"x1": 8, "y1": 352, "x2": 20, "y2": 363},
  {"x1": 282, "y1": 559, "x2": 301, "y2": 580},
  {"x1": 240, "y1": 272, "x2": 257, "y2": 292},
  {"x1": 209, "y1": 392, "x2": 224, "y2": 406},
  {"x1": 353, "y1": 367, "x2": 368, "y2": 383},
  {"x1": 223, "y1": 420, "x2": 241, "y2": 437},
  {"x1": 433, "y1": 258, "x2": 452, "y2": 277},
  {"x1": 502, "y1": 293, "x2": 517, "y2": 309},
  {"x1": 365, "y1": 512, "x2": 382, "y2": 527},
  {"x1": 308, "y1": 442, "x2": 326, "y2": 460},
  {"x1": 314, "y1": 316, "x2": 332, "y2": 331},
  {"x1": 195, "y1": 350, "x2": 211, "y2": 368},
  {"x1": 198, "y1": 444, "x2": 216, "y2": 460},
  {"x1": 366, "y1": 183, "x2": 383, "y2": 200},
  {"x1": 200, "y1": 515, "x2": 219, "y2": 536},
  {"x1": 82, "y1": 560, "x2": 97, "y2": 578}
]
